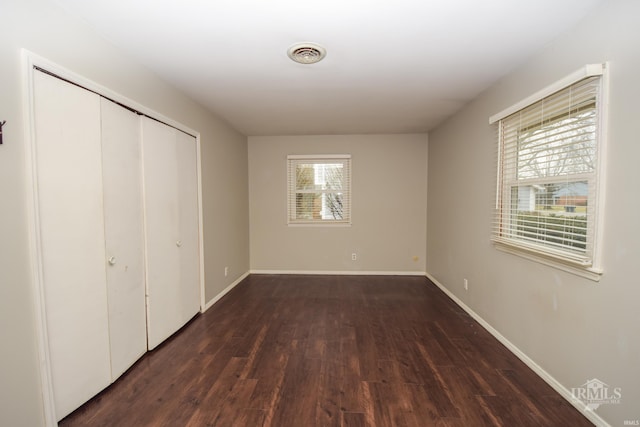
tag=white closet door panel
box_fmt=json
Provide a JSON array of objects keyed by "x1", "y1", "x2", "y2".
[
  {"x1": 100, "y1": 98, "x2": 147, "y2": 379},
  {"x1": 176, "y1": 131, "x2": 201, "y2": 320},
  {"x1": 34, "y1": 71, "x2": 111, "y2": 420},
  {"x1": 142, "y1": 117, "x2": 199, "y2": 350}
]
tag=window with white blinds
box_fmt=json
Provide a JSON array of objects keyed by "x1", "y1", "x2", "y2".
[
  {"x1": 287, "y1": 154, "x2": 351, "y2": 225},
  {"x1": 491, "y1": 65, "x2": 607, "y2": 277}
]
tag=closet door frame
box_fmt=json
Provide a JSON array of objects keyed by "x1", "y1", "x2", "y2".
[{"x1": 22, "y1": 50, "x2": 205, "y2": 426}]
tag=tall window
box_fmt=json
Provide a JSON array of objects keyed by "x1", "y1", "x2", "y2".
[
  {"x1": 287, "y1": 155, "x2": 351, "y2": 225},
  {"x1": 491, "y1": 65, "x2": 607, "y2": 277}
]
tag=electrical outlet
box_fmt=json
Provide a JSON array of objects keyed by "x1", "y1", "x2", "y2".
[
  {"x1": 351, "y1": 253, "x2": 357, "y2": 261},
  {"x1": 464, "y1": 278, "x2": 468, "y2": 290},
  {"x1": 224, "y1": 266, "x2": 229, "y2": 277}
]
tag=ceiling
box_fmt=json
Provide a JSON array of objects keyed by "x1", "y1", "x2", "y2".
[{"x1": 52, "y1": 0, "x2": 603, "y2": 136}]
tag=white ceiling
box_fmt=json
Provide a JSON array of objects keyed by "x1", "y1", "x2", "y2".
[{"x1": 52, "y1": 0, "x2": 603, "y2": 136}]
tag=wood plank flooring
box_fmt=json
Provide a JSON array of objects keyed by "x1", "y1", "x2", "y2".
[{"x1": 60, "y1": 275, "x2": 592, "y2": 426}]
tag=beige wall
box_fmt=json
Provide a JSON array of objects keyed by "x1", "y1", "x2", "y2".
[
  {"x1": 0, "y1": 0, "x2": 249, "y2": 425},
  {"x1": 427, "y1": 0, "x2": 639, "y2": 425},
  {"x1": 249, "y1": 134, "x2": 427, "y2": 273}
]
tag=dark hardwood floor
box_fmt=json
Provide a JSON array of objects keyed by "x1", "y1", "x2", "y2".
[{"x1": 60, "y1": 275, "x2": 592, "y2": 426}]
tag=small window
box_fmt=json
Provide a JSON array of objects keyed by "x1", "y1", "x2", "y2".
[
  {"x1": 287, "y1": 155, "x2": 351, "y2": 225},
  {"x1": 491, "y1": 65, "x2": 607, "y2": 278}
]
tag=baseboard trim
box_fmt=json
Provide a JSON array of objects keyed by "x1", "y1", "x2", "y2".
[
  {"x1": 249, "y1": 269, "x2": 426, "y2": 276},
  {"x1": 424, "y1": 272, "x2": 608, "y2": 427},
  {"x1": 203, "y1": 271, "x2": 250, "y2": 312}
]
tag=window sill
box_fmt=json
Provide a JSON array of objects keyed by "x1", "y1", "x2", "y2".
[{"x1": 493, "y1": 241, "x2": 603, "y2": 282}]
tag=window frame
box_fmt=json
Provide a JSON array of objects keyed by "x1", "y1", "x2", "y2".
[
  {"x1": 287, "y1": 154, "x2": 352, "y2": 226},
  {"x1": 489, "y1": 64, "x2": 608, "y2": 281}
]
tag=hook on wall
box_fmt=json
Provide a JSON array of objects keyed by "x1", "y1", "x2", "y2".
[{"x1": 0, "y1": 120, "x2": 5, "y2": 145}]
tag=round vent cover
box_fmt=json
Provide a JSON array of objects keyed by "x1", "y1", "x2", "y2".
[{"x1": 287, "y1": 42, "x2": 327, "y2": 64}]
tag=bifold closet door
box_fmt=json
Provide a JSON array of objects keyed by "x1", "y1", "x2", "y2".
[
  {"x1": 142, "y1": 117, "x2": 200, "y2": 350},
  {"x1": 34, "y1": 71, "x2": 111, "y2": 419},
  {"x1": 100, "y1": 98, "x2": 147, "y2": 379}
]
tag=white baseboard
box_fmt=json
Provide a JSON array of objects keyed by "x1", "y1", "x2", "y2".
[
  {"x1": 424, "y1": 272, "x2": 608, "y2": 427},
  {"x1": 203, "y1": 271, "x2": 250, "y2": 312},
  {"x1": 249, "y1": 269, "x2": 426, "y2": 276}
]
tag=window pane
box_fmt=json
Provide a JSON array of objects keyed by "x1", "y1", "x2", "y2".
[
  {"x1": 295, "y1": 164, "x2": 317, "y2": 191},
  {"x1": 322, "y1": 164, "x2": 344, "y2": 190},
  {"x1": 517, "y1": 108, "x2": 596, "y2": 180},
  {"x1": 323, "y1": 192, "x2": 344, "y2": 220},
  {"x1": 510, "y1": 181, "x2": 588, "y2": 252},
  {"x1": 295, "y1": 192, "x2": 320, "y2": 220},
  {"x1": 295, "y1": 192, "x2": 344, "y2": 220},
  {"x1": 295, "y1": 163, "x2": 343, "y2": 191}
]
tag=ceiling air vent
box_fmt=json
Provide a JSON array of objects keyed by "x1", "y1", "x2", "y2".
[{"x1": 287, "y1": 43, "x2": 326, "y2": 65}]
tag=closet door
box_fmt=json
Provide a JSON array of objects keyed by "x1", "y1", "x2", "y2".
[
  {"x1": 175, "y1": 130, "x2": 200, "y2": 320},
  {"x1": 142, "y1": 117, "x2": 200, "y2": 350},
  {"x1": 100, "y1": 98, "x2": 147, "y2": 379},
  {"x1": 34, "y1": 71, "x2": 111, "y2": 420}
]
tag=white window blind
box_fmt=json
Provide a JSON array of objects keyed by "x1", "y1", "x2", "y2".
[
  {"x1": 492, "y1": 69, "x2": 606, "y2": 275},
  {"x1": 287, "y1": 155, "x2": 351, "y2": 225}
]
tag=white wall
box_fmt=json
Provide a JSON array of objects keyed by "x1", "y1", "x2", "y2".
[
  {"x1": 426, "y1": 0, "x2": 639, "y2": 425},
  {"x1": 0, "y1": 0, "x2": 249, "y2": 425},
  {"x1": 249, "y1": 134, "x2": 427, "y2": 273}
]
